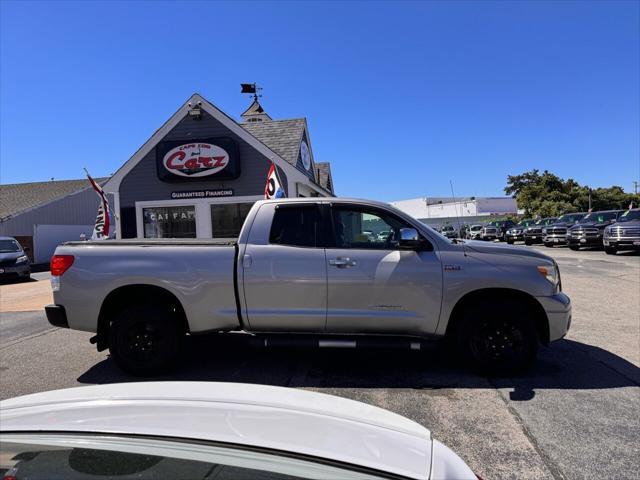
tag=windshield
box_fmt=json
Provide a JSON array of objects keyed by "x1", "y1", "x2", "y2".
[
  {"x1": 1, "y1": 433, "x2": 385, "y2": 480},
  {"x1": 515, "y1": 220, "x2": 534, "y2": 227},
  {"x1": 442, "y1": 225, "x2": 454, "y2": 231},
  {"x1": 579, "y1": 212, "x2": 618, "y2": 223},
  {"x1": 0, "y1": 239, "x2": 21, "y2": 253},
  {"x1": 470, "y1": 225, "x2": 482, "y2": 231},
  {"x1": 556, "y1": 213, "x2": 584, "y2": 223},
  {"x1": 533, "y1": 218, "x2": 556, "y2": 225},
  {"x1": 618, "y1": 210, "x2": 640, "y2": 222}
]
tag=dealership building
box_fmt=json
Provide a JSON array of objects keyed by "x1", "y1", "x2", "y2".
[
  {"x1": 391, "y1": 196, "x2": 519, "y2": 228},
  {"x1": 0, "y1": 93, "x2": 334, "y2": 262}
]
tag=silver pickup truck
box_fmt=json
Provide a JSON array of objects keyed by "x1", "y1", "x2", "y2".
[{"x1": 46, "y1": 198, "x2": 571, "y2": 376}]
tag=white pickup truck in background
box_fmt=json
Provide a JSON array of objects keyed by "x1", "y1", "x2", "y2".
[{"x1": 46, "y1": 198, "x2": 571, "y2": 376}]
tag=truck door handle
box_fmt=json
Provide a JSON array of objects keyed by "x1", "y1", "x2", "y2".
[{"x1": 329, "y1": 257, "x2": 357, "y2": 268}]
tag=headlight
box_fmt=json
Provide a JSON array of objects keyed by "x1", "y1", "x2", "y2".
[
  {"x1": 537, "y1": 264, "x2": 559, "y2": 286},
  {"x1": 16, "y1": 255, "x2": 29, "y2": 264}
]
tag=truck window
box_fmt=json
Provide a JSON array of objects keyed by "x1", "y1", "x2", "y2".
[
  {"x1": 269, "y1": 206, "x2": 320, "y2": 247},
  {"x1": 331, "y1": 207, "x2": 412, "y2": 250}
]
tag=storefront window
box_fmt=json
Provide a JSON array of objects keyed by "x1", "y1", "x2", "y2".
[
  {"x1": 211, "y1": 203, "x2": 254, "y2": 238},
  {"x1": 143, "y1": 206, "x2": 196, "y2": 238}
]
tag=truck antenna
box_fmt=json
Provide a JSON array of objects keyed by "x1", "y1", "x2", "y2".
[{"x1": 450, "y1": 180, "x2": 467, "y2": 255}]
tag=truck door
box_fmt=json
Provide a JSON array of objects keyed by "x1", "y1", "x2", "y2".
[
  {"x1": 325, "y1": 204, "x2": 442, "y2": 336},
  {"x1": 241, "y1": 203, "x2": 327, "y2": 332}
]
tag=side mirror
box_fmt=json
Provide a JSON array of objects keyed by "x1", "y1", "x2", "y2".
[{"x1": 399, "y1": 228, "x2": 426, "y2": 249}]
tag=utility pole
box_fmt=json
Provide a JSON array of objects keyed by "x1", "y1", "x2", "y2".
[{"x1": 633, "y1": 180, "x2": 638, "y2": 195}]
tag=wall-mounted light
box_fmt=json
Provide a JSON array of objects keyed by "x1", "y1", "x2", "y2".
[{"x1": 187, "y1": 101, "x2": 202, "y2": 120}]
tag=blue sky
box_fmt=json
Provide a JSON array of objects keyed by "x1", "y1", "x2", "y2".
[{"x1": 1, "y1": 0, "x2": 638, "y2": 201}]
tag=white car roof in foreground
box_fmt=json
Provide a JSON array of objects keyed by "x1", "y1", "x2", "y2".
[{"x1": 1, "y1": 382, "x2": 432, "y2": 479}]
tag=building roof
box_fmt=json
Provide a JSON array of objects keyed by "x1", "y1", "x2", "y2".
[
  {"x1": 240, "y1": 98, "x2": 272, "y2": 121},
  {"x1": 240, "y1": 118, "x2": 306, "y2": 168},
  {"x1": 315, "y1": 162, "x2": 334, "y2": 194},
  {"x1": 0, "y1": 177, "x2": 108, "y2": 221}
]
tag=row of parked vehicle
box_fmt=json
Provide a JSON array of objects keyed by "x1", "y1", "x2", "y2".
[{"x1": 437, "y1": 208, "x2": 640, "y2": 254}]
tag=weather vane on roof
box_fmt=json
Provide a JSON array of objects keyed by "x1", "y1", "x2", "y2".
[{"x1": 240, "y1": 83, "x2": 262, "y2": 101}]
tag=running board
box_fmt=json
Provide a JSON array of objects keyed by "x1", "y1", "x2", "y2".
[{"x1": 249, "y1": 336, "x2": 423, "y2": 350}]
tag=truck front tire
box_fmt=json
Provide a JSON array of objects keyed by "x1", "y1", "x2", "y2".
[
  {"x1": 604, "y1": 246, "x2": 617, "y2": 255},
  {"x1": 456, "y1": 300, "x2": 538, "y2": 375},
  {"x1": 108, "y1": 305, "x2": 185, "y2": 376}
]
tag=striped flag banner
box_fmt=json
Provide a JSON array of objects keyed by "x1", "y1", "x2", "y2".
[
  {"x1": 85, "y1": 169, "x2": 113, "y2": 239},
  {"x1": 265, "y1": 162, "x2": 286, "y2": 199}
]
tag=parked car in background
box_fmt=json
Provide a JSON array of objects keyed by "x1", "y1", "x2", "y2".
[
  {"x1": 466, "y1": 224, "x2": 483, "y2": 240},
  {"x1": 47, "y1": 198, "x2": 571, "y2": 376},
  {"x1": 524, "y1": 218, "x2": 558, "y2": 245},
  {"x1": 0, "y1": 236, "x2": 31, "y2": 282},
  {"x1": 458, "y1": 223, "x2": 469, "y2": 239},
  {"x1": 480, "y1": 224, "x2": 499, "y2": 241},
  {"x1": 567, "y1": 210, "x2": 623, "y2": 250},
  {"x1": 376, "y1": 230, "x2": 392, "y2": 241},
  {"x1": 362, "y1": 230, "x2": 376, "y2": 242},
  {"x1": 0, "y1": 382, "x2": 478, "y2": 480},
  {"x1": 603, "y1": 208, "x2": 640, "y2": 254},
  {"x1": 441, "y1": 224, "x2": 458, "y2": 239},
  {"x1": 486, "y1": 219, "x2": 516, "y2": 241},
  {"x1": 505, "y1": 219, "x2": 536, "y2": 244},
  {"x1": 542, "y1": 212, "x2": 587, "y2": 247}
]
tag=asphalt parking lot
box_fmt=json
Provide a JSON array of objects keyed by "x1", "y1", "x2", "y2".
[{"x1": 0, "y1": 247, "x2": 638, "y2": 479}]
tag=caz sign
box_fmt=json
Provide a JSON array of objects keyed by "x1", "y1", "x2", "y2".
[
  {"x1": 163, "y1": 143, "x2": 229, "y2": 177},
  {"x1": 156, "y1": 138, "x2": 240, "y2": 182}
]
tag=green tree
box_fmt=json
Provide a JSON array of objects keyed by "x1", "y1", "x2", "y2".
[{"x1": 505, "y1": 170, "x2": 639, "y2": 217}]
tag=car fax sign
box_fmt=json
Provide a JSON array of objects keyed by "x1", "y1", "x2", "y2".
[{"x1": 156, "y1": 137, "x2": 240, "y2": 182}]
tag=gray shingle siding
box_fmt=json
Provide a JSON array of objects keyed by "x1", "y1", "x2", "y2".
[
  {"x1": 240, "y1": 119, "x2": 317, "y2": 182},
  {"x1": 314, "y1": 162, "x2": 334, "y2": 194},
  {"x1": 0, "y1": 186, "x2": 102, "y2": 237},
  {"x1": 0, "y1": 178, "x2": 108, "y2": 220}
]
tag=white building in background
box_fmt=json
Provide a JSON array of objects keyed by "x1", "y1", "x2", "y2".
[{"x1": 390, "y1": 197, "x2": 518, "y2": 227}]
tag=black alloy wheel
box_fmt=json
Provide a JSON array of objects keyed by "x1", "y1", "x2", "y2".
[
  {"x1": 109, "y1": 305, "x2": 184, "y2": 376},
  {"x1": 457, "y1": 301, "x2": 538, "y2": 374}
]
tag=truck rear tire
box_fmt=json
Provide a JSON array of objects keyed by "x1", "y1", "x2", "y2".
[
  {"x1": 456, "y1": 300, "x2": 538, "y2": 375},
  {"x1": 108, "y1": 305, "x2": 185, "y2": 376}
]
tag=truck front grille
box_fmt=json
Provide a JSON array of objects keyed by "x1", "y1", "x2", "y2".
[{"x1": 608, "y1": 227, "x2": 640, "y2": 238}]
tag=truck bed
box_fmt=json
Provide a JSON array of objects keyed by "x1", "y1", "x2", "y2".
[
  {"x1": 53, "y1": 239, "x2": 240, "y2": 334},
  {"x1": 62, "y1": 238, "x2": 238, "y2": 247}
]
